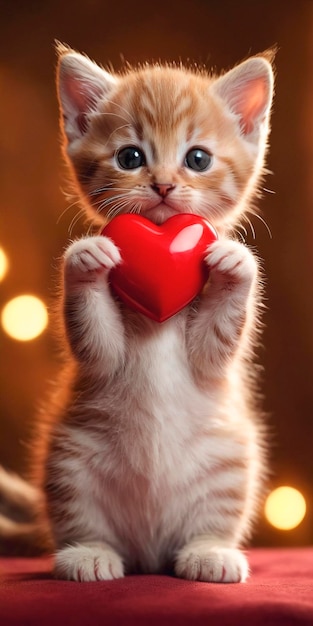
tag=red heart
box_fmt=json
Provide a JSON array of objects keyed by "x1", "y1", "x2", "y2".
[{"x1": 101, "y1": 213, "x2": 217, "y2": 323}]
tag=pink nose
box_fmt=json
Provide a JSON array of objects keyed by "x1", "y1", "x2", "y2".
[{"x1": 151, "y1": 183, "x2": 176, "y2": 197}]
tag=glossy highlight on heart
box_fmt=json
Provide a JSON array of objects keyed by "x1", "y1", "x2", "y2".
[{"x1": 101, "y1": 213, "x2": 218, "y2": 322}]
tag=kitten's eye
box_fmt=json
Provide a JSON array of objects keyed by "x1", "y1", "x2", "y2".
[
  {"x1": 185, "y1": 148, "x2": 213, "y2": 172},
  {"x1": 116, "y1": 146, "x2": 146, "y2": 169}
]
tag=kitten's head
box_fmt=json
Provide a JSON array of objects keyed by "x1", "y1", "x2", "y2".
[{"x1": 57, "y1": 44, "x2": 274, "y2": 233}]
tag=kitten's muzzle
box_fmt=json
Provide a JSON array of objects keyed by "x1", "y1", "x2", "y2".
[{"x1": 151, "y1": 183, "x2": 176, "y2": 198}]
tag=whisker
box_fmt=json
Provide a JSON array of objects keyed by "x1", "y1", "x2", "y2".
[
  {"x1": 243, "y1": 215, "x2": 256, "y2": 240},
  {"x1": 232, "y1": 222, "x2": 248, "y2": 243},
  {"x1": 238, "y1": 223, "x2": 248, "y2": 238},
  {"x1": 57, "y1": 199, "x2": 81, "y2": 225},
  {"x1": 86, "y1": 221, "x2": 95, "y2": 237},
  {"x1": 130, "y1": 201, "x2": 142, "y2": 215},
  {"x1": 94, "y1": 111, "x2": 132, "y2": 125},
  {"x1": 106, "y1": 199, "x2": 131, "y2": 217},
  {"x1": 198, "y1": 199, "x2": 226, "y2": 222},
  {"x1": 68, "y1": 208, "x2": 86, "y2": 236},
  {"x1": 247, "y1": 211, "x2": 273, "y2": 239},
  {"x1": 93, "y1": 193, "x2": 132, "y2": 213},
  {"x1": 102, "y1": 124, "x2": 132, "y2": 152},
  {"x1": 91, "y1": 194, "x2": 129, "y2": 210},
  {"x1": 89, "y1": 186, "x2": 134, "y2": 197},
  {"x1": 102, "y1": 99, "x2": 136, "y2": 124},
  {"x1": 86, "y1": 214, "x2": 106, "y2": 237},
  {"x1": 232, "y1": 227, "x2": 246, "y2": 243}
]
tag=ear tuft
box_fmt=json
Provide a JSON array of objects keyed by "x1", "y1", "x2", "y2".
[
  {"x1": 54, "y1": 40, "x2": 72, "y2": 57},
  {"x1": 212, "y1": 57, "x2": 274, "y2": 141},
  {"x1": 257, "y1": 46, "x2": 278, "y2": 66},
  {"x1": 57, "y1": 49, "x2": 118, "y2": 144}
]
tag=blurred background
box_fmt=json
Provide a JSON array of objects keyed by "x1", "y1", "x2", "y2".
[{"x1": 0, "y1": 0, "x2": 312, "y2": 547}]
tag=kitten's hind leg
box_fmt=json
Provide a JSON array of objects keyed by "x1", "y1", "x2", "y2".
[
  {"x1": 54, "y1": 541, "x2": 124, "y2": 581},
  {"x1": 174, "y1": 536, "x2": 248, "y2": 583}
]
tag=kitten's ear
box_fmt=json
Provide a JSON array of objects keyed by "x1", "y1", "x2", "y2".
[
  {"x1": 212, "y1": 57, "x2": 274, "y2": 142},
  {"x1": 57, "y1": 48, "x2": 117, "y2": 144}
]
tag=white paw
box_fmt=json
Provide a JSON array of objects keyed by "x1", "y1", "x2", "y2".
[
  {"x1": 54, "y1": 543, "x2": 124, "y2": 582},
  {"x1": 205, "y1": 240, "x2": 257, "y2": 289},
  {"x1": 64, "y1": 236, "x2": 121, "y2": 282},
  {"x1": 175, "y1": 545, "x2": 249, "y2": 583}
]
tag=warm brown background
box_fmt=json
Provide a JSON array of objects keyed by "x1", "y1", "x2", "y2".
[{"x1": 1, "y1": 0, "x2": 312, "y2": 547}]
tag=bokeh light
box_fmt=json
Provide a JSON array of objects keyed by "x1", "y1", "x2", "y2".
[
  {"x1": 0, "y1": 247, "x2": 9, "y2": 281},
  {"x1": 1, "y1": 295, "x2": 48, "y2": 341},
  {"x1": 265, "y1": 486, "x2": 306, "y2": 530}
]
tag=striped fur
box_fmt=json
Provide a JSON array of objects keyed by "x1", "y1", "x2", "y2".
[{"x1": 42, "y1": 46, "x2": 274, "y2": 582}]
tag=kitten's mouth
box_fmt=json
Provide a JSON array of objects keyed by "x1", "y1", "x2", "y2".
[{"x1": 142, "y1": 203, "x2": 186, "y2": 225}]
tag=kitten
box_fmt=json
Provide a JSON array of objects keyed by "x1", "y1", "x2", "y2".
[{"x1": 42, "y1": 45, "x2": 274, "y2": 582}]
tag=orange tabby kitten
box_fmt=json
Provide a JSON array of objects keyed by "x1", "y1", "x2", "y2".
[{"x1": 41, "y1": 45, "x2": 274, "y2": 582}]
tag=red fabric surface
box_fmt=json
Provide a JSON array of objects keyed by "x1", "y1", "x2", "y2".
[{"x1": 0, "y1": 548, "x2": 313, "y2": 625}]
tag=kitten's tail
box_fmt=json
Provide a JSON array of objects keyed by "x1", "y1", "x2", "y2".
[{"x1": 0, "y1": 466, "x2": 51, "y2": 555}]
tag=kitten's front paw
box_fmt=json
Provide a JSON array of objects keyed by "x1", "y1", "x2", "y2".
[
  {"x1": 175, "y1": 544, "x2": 248, "y2": 583},
  {"x1": 206, "y1": 240, "x2": 257, "y2": 291},
  {"x1": 54, "y1": 543, "x2": 124, "y2": 582},
  {"x1": 64, "y1": 236, "x2": 121, "y2": 284}
]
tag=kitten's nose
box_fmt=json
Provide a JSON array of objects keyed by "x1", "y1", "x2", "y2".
[{"x1": 151, "y1": 183, "x2": 176, "y2": 197}]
